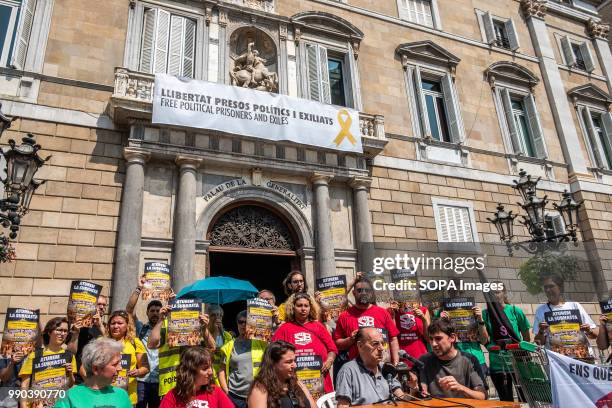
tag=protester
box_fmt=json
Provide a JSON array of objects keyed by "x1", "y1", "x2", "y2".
[
  {"x1": 247, "y1": 340, "x2": 317, "y2": 408},
  {"x1": 66, "y1": 294, "x2": 107, "y2": 383},
  {"x1": 148, "y1": 305, "x2": 215, "y2": 399},
  {"x1": 335, "y1": 327, "x2": 407, "y2": 407},
  {"x1": 415, "y1": 319, "x2": 486, "y2": 400},
  {"x1": 205, "y1": 304, "x2": 233, "y2": 385},
  {"x1": 159, "y1": 347, "x2": 234, "y2": 408},
  {"x1": 333, "y1": 276, "x2": 400, "y2": 365},
  {"x1": 387, "y1": 300, "x2": 430, "y2": 362},
  {"x1": 53, "y1": 338, "x2": 132, "y2": 407},
  {"x1": 19, "y1": 317, "x2": 76, "y2": 408},
  {"x1": 278, "y1": 271, "x2": 308, "y2": 322},
  {"x1": 596, "y1": 313, "x2": 610, "y2": 359},
  {"x1": 103, "y1": 310, "x2": 149, "y2": 406},
  {"x1": 0, "y1": 350, "x2": 25, "y2": 408},
  {"x1": 272, "y1": 293, "x2": 337, "y2": 394},
  {"x1": 258, "y1": 290, "x2": 280, "y2": 326},
  {"x1": 438, "y1": 298, "x2": 489, "y2": 381},
  {"x1": 126, "y1": 276, "x2": 164, "y2": 408},
  {"x1": 533, "y1": 275, "x2": 598, "y2": 350},
  {"x1": 217, "y1": 311, "x2": 267, "y2": 408},
  {"x1": 483, "y1": 284, "x2": 531, "y2": 402}
]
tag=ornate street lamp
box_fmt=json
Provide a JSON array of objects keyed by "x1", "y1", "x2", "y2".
[
  {"x1": 488, "y1": 169, "x2": 582, "y2": 254},
  {"x1": 0, "y1": 102, "x2": 47, "y2": 261}
]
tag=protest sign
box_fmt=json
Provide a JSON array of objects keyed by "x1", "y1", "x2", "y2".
[
  {"x1": 315, "y1": 275, "x2": 348, "y2": 321},
  {"x1": 167, "y1": 298, "x2": 202, "y2": 347},
  {"x1": 142, "y1": 262, "x2": 172, "y2": 303},
  {"x1": 443, "y1": 297, "x2": 477, "y2": 342},
  {"x1": 0, "y1": 308, "x2": 39, "y2": 358},
  {"x1": 246, "y1": 298, "x2": 274, "y2": 342},
  {"x1": 600, "y1": 299, "x2": 612, "y2": 344},
  {"x1": 295, "y1": 355, "x2": 324, "y2": 401},
  {"x1": 545, "y1": 309, "x2": 590, "y2": 359},
  {"x1": 112, "y1": 354, "x2": 131, "y2": 390},
  {"x1": 31, "y1": 351, "x2": 72, "y2": 407},
  {"x1": 390, "y1": 268, "x2": 419, "y2": 308},
  {"x1": 67, "y1": 281, "x2": 102, "y2": 328}
]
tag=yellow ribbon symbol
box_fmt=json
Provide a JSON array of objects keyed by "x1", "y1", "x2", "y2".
[{"x1": 333, "y1": 109, "x2": 357, "y2": 147}]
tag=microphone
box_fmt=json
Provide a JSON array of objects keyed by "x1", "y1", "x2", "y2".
[
  {"x1": 398, "y1": 350, "x2": 424, "y2": 369},
  {"x1": 381, "y1": 362, "x2": 397, "y2": 380}
]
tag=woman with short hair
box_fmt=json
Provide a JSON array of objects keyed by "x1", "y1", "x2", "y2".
[
  {"x1": 272, "y1": 293, "x2": 337, "y2": 397},
  {"x1": 159, "y1": 347, "x2": 233, "y2": 408},
  {"x1": 54, "y1": 337, "x2": 132, "y2": 407},
  {"x1": 248, "y1": 341, "x2": 316, "y2": 408},
  {"x1": 19, "y1": 317, "x2": 76, "y2": 408}
]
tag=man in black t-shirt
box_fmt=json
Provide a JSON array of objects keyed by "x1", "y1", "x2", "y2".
[{"x1": 410, "y1": 319, "x2": 486, "y2": 400}]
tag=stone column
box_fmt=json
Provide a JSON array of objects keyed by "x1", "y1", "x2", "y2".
[
  {"x1": 587, "y1": 19, "x2": 612, "y2": 94},
  {"x1": 112, "y1": 148, "x2": 149, "y2": 310},
  {"x1": 521, "y1": 0, "x2": 589, "y2": 176},
  {"x1": 311, "y1": 173, "x2": 336, "y2": 278},
  {"x1": 350, "y1": 177, "x2": 374, "y2": 272},
  {"x1": 172, "y1": 156, "x2": 203, "y2": 293}
]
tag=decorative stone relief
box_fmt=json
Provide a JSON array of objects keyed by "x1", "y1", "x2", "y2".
[
  {"x1": 229, "y1": 27, "x2": 279, "y2": 92},
  {"x1": 587, "y1": 19, "x2": 610, "y2": 41},
  {"x1": 520, "y1": 0, "x2": 547, "y2": 20},
  {"x1": 225, "y1": 0, "x2": 275, "y2": 14}
]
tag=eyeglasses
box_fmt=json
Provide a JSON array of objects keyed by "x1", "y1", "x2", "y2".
[
  {"x1": 366, "y1": 340, "x2": 384, "y2": 349},
  {"x1": 355, "y1": 288, "x2": 373, "y2": 293}
]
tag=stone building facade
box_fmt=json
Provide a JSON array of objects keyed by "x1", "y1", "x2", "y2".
[{"x1": 0, "y1": 0, "x2": 611, "y2": 330}]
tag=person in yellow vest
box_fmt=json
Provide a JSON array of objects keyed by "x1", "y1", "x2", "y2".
[
  {"x1": 19, "y1": 317, "x2": 77, "y2": 408},
  {"x1": 148, "y1": 305, "x2": 216, "y2": 400},
  {"x1": 104, "y1": 310, "x2": 149, "y2": 407},
  {"x1": 217, "y1": 311, "x2": 267, "y2": 408},
  {"x1": 206, "y1": 304, "x2": 233, "y2": 385}
]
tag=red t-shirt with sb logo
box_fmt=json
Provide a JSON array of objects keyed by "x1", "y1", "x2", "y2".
[
  {"x1": 272, "y1": 321, "x2": 338, "y2": 393},
  {"x1": 391, "y1": 306, "x2": 428, "y2": 360},
  {"x1": 333, "y1": 305, "x2": 400, "y2": 360}
]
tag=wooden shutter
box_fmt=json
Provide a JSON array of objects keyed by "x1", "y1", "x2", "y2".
[
  {"x1": 483, "y1": 12, "x2": 495, "y2": 44},
  {"x1": 167, "y1": 15, "x2": 184, "y2": 76},
  {"x1": 413, "y1": 67, "x2": 430, "y2": 137},
  {"x1": 506, "y1": 19, "x2": 520, "y2": 51},
  {"x1": 500, "y1": 88, "x2": 522, "y2": 154},
  {"x1": 182, "y1": 19, "x2": 196, "y2": 78},
  {"x1": 10, "y1": 0, "x2": 36, "y2": 70},
  {"x1": 306, "y1": 43, "x2": 321, "y2": 102},
  {"x1": 319, "y1": 45, "x2": 331, "y2": 104},
  {"x1": 139, "y1": 8, "x2": 157, "y2": 73},
  {"x1": 601, "y1": 112, "x2": 612, "y2": 168},
  {"x1": 560, "y1": 36, "x2": 576, "y2": 66},
  {"x1": 154, "y1": 9, "x2": 171, "y2": 74},
  {"x1": 580, "y1": 106, "x2": 603, "y2": 168},
  {"x1": 579, "y1": 42, "x2": 595, "y2": 72},
  {"x1": 438, "y1": 205, "x2": 474, "y2": 243},
  {"x1": 524, "y1": 94, "x2": 547, "y2": 158},
  {"x1": 441, "y1": 74, "x2": 463, "y2": 143},
  {"x1": 398, "y1": 0, "x2": 410, "y2": 21}
]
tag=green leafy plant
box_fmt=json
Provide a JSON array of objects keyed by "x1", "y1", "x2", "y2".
[{"x1": 518, "y1": 251, "x2": 579, "y2": 295}]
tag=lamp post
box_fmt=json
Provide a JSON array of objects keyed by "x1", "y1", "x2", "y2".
[
  {"x1": 0, "y1": 102, "x2": 47, "y2": 262},
  {"x1": 487, "y1": 169, "x2": 582, "y2": 254}
]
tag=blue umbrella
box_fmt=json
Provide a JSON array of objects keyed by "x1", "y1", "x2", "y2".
[{"x1": 176, "y1": 276, "x2": 259, "y2": 304}]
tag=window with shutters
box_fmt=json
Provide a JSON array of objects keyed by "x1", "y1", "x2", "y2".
[
  {"x1": 432, "y1": 199, "x2": 478, "y2": 243},
  {"x1": 1, "y1": 0, "x2": 35, "y2": 69},
  {"x1": 496, "y1": 87, "x2": 547, "y2": 159},
  {"x1": 303, "y1": 43, "x2": 351, "y2": 107},
  {"x1": 397, "y1": 0, "x2": 439, "y2": 28},
  {"x1": 405, "y1": 65, "x2": 464, "y2": 143},
  {"x1": 139, "y1": 7, "x2": 196, "y2": 78},
  {"x1": 545, "y1": 213, "x2": 565, "y2": 240},
  {"x1": 479, "y1": 11, "x2": 520, "y2": 51},
  {"x1": 559, "y1": 36, "x2": 595, "y2": 73},
  {"x1": 578, "y1": 106, "x2": 612, "y2": 170}
]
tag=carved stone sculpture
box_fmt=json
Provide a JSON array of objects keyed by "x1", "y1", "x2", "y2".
[
  {"x1": 521, "y1": 0, "x2": 547, "y2": 20},
  {"x1": 587, "y1": 19, "x2": 610, "y2": 41},
  {"x1": 230, "y1": 42, "x2": 279, "y2": 92}
]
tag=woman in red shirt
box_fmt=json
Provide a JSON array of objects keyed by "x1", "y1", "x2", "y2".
[
  {"x1": 160, "y1": 347, "x2": 234, "y2": 408},
  {"x1": 272, "y1": 293, "x2": 337, "y2": 396},
  {"x1": 388, "y1": 301, "x2": 430, "y2": 361}
]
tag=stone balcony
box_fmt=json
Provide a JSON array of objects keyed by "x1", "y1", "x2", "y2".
[{"x1": 109, "y1": 67, "x2": 387, "y2": 157}]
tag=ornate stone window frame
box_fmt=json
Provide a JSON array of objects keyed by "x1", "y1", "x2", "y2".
[
  {"x1": 291, "y1": 11, "x2": 364, "y2": 110},
  {"x1": 485, "y1": 61, "x2": 552, "y2": 177},
  {"x1": 397, "y1": 41, "x2": 468, "y2": 166},
  {"x1": 123, "y1": 0, "x2": 207, "y2": 80},
  {"x1": 569, "y1": 83, "x2": 612, "y2": 176},
  {"x1": 0, "y1": 0, "x2": 55, "y2": 102}
]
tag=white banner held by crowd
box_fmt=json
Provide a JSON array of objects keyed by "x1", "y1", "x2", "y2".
[
  {"x1": 547, "y1": 349, "x2": 612, "y2": 408},
  {"x1": 152, "y1": 74, "x2": 363, "y2": 153}
]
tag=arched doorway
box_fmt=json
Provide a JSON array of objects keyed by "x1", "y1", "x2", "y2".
[{"x1": 207, "y1": 202, "x2": 299, "y2": 332}]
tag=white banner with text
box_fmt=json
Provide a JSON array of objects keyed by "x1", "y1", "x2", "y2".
[{"x1": 152, "y1": 74, "x2": 363, "y2": 153}]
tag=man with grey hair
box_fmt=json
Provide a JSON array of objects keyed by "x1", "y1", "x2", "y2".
[{"x1": 53, "y1": 338, "x2": 132, "y2": 407}]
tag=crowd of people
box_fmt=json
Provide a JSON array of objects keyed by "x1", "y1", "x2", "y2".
[{"x1": 0, "y1": 270, "x2": 609, "y2": 408}]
